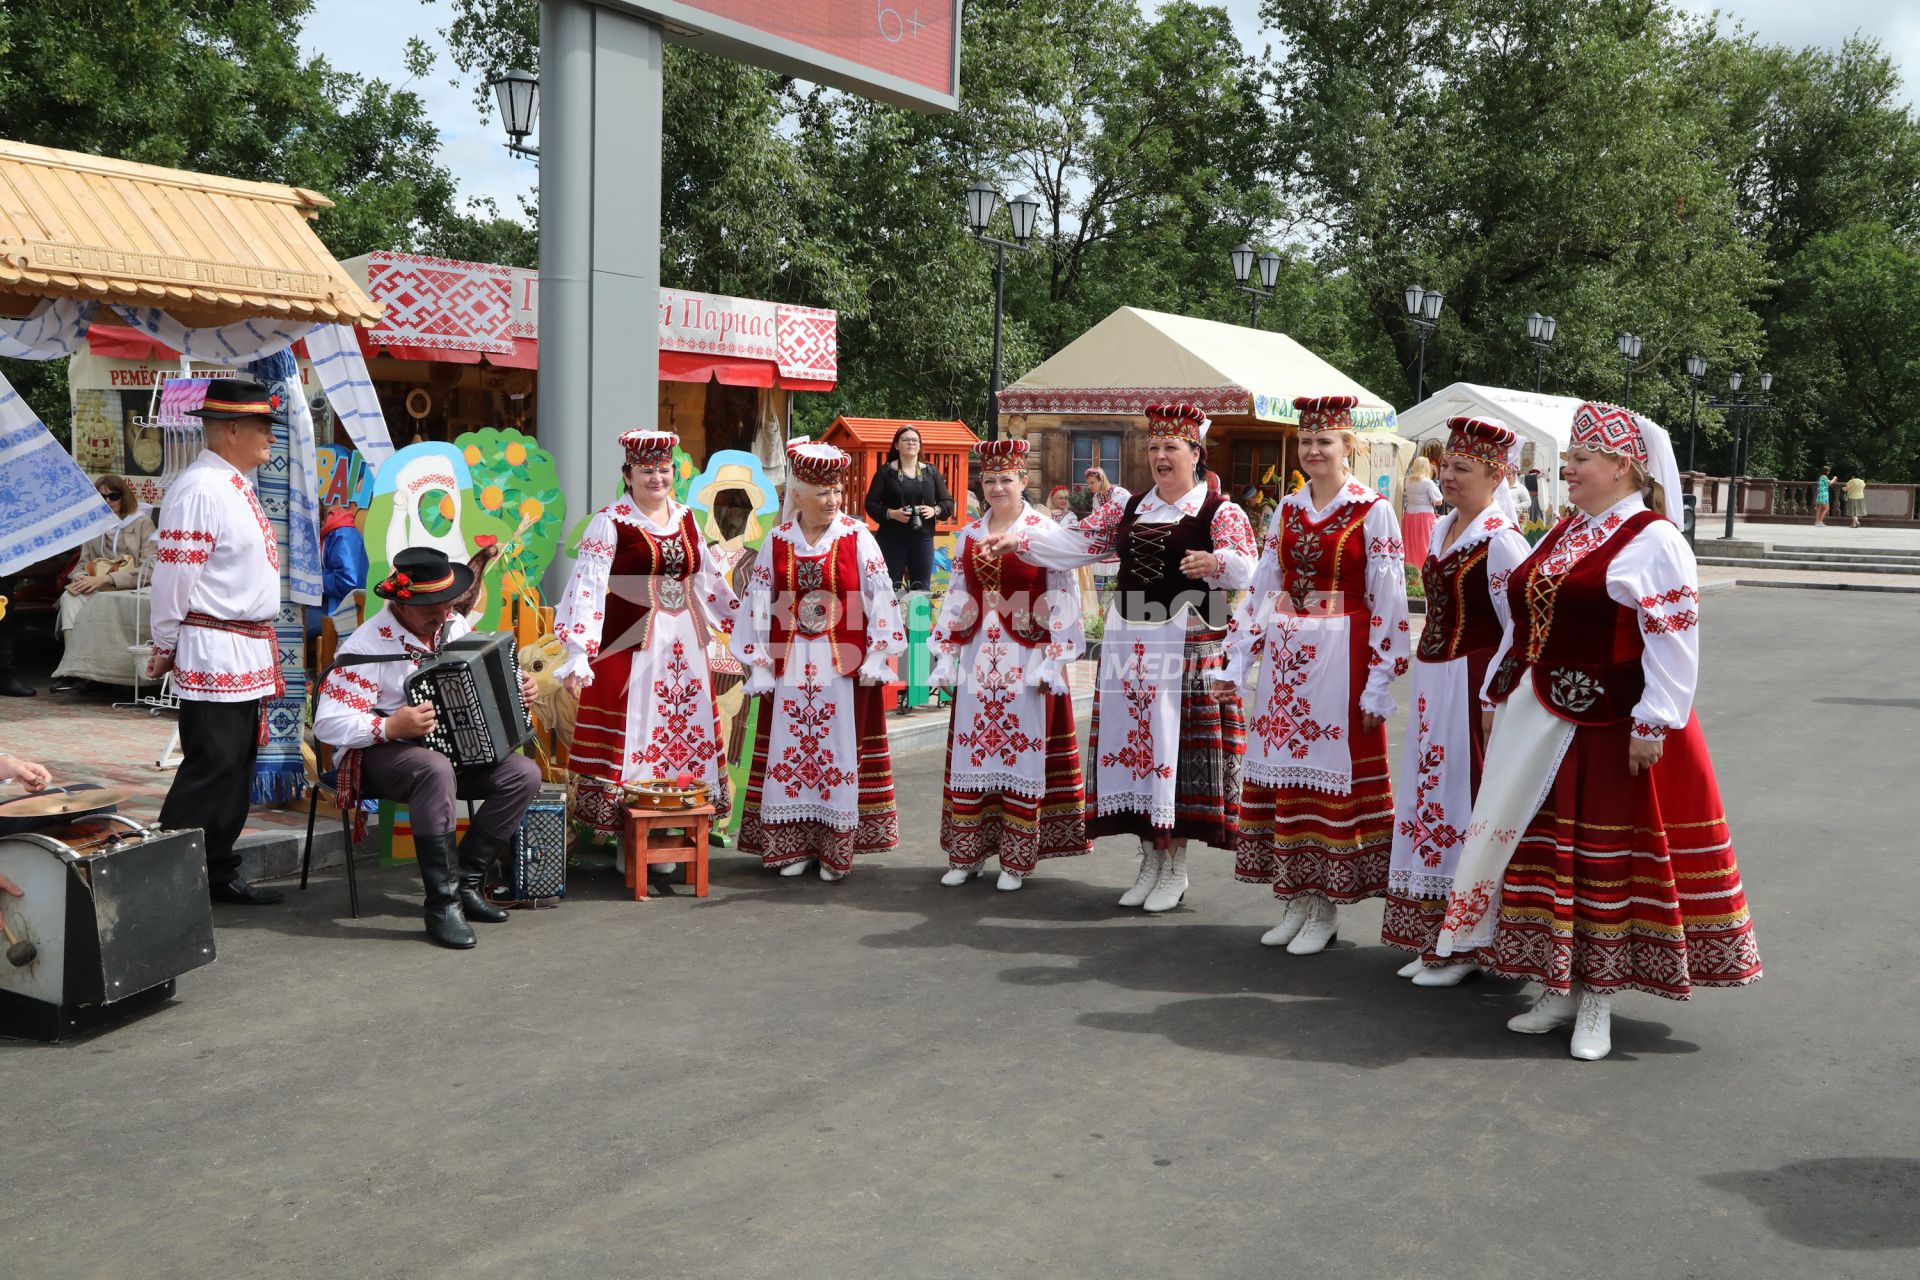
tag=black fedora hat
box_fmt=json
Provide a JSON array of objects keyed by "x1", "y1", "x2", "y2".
[
  {"x1": 188, "y1": 377, "x2": 280, "y2": 421},
  {"x1": 374, "y1": 547, "x2": 475, "y2": 606}
]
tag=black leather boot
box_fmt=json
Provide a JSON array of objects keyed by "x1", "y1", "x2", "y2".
[
  {"x1": 413, "y1": 830, "x2": 475, "y2": 949},
  {"x1": 455, "y1": 827, "x2": 512, "y2": 924}
]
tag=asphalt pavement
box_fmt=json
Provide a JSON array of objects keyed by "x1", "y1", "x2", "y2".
[{"x1": 3, "y1": 588, "x2": 1916, "y2": 1279}]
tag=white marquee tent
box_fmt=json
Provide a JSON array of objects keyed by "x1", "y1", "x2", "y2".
[{"x1": 1396, "y1": 381, "x2": 1590, "y2": 515}]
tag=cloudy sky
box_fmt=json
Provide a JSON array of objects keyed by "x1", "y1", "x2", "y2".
[{"x1": 302, "y1": 0, "x2": 1918, "y2": 223}]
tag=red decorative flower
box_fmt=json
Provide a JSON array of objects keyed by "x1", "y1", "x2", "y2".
[{"x1": 475, "y1": 535, "x2": 497, "y2": 548}]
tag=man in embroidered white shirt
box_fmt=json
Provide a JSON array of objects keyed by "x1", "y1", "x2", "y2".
[
  {"x1": 146, "y1": 379, "x2": 285, "y2": 906},
  {"x1": 313, "y1": 547, "x2": 541, "y2": 949}
]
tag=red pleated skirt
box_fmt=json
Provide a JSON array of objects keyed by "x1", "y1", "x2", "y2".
[
  {"x1": 738, "y1": 681, "x2": 898, "y2": 872},
  {"x1": 941, "y1": 688, "x2": 1089, "y2": 874},
  {"x1": 1478, "y1": 713, "x2": 1761, "y2": 1000}
]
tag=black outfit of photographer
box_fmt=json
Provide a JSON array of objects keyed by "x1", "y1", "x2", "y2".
[{"x1": 865, "y1": 461, "x2": 954, "y2": 592}]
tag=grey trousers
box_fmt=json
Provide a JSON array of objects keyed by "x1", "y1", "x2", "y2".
[{"x1": 357, "y1": 742, "x2": 542, "y2": 840}]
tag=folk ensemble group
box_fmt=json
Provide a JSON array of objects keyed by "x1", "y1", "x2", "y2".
[{"x1": 154, "y1": 378, "x2": 1761, "y2": 1063}]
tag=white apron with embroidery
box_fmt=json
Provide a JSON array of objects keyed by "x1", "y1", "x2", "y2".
[
  {"x1": 1387, "y1": 510, "x2": 1527, "y2": 899},
  {"x1": 1239, "y1": 602, "x2": 1353, "y2": 794},
  {"x1": 1093, "y1": 604, "x2": 1190, "y2": 829}
]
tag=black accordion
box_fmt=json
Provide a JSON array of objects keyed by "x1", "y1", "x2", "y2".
[{"x1": 405, "y1": 632, "x2": 534, "y2": 767}]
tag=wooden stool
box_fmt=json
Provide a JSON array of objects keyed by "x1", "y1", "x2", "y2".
[{"x1": 620, "y1": 803, "x2": 715, "y2": 900}]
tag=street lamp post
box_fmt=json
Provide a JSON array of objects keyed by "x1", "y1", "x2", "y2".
[
  {"x1": 1231, "y1": 244, "x2": 1283, "y2": 328},
  {"x1": 487, "y1": 68, "x2": 541, "y2": 158},
  {"x1": 1404, "y1": 284, "x2": 1445, "y2": 404},
  {"x1": 1684, "y1": 353, "x2": 1707, "y2": 472},
  {"x1": 1710, "y1": 370, "x2": 1775, "y2": 540},
  {"x1": 965, "y1": 183, "x2": 1040, "y2": 441},
  {"x1": 1616, "y1": 331, "x2": 1643, "y2": 407},
  {"x1": 1524, "y1": 312, "x2": 1556, "y2": 394}
]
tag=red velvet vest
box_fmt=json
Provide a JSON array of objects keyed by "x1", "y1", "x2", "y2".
[
  {"x1": 1417, "y1": 537, "x2": 1503, "y2": 664},
  {"x1": 1276, "y1": 494, "x2": 1376, "y2": 622},
  {"x1": 604, "y1": 508, "x2": 706, "y2": 654},
  {"x1": 768, "y1": 528, "x2": 866, "y2": 678},
  {"x1": 946, "y1": 535, "x2": 1051, "y2": 649},
  {"x1": 1114, "y1": 489, "x2": 1229, "y2": 632},
  {"x1": 1488, "y1": 509, "x2": 1662, "y2": 725}
]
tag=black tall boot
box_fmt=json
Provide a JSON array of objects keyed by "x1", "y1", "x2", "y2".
[
  {"x1": 0, "y1": 603, "x2": 35, "y2": 698},
  {"x1": 413, "y1": 830, "x2": 475, "y2": 949},
  {"x1": 455, "y1": 827, "x2": 512, "y2": 924}
]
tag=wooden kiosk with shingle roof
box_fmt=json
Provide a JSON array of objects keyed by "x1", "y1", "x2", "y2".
[{"x1": 0, "y1": 138, "x2": 379, "y2": 328}]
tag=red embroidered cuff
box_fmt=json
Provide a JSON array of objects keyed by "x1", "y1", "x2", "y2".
[
  {"x1": 1631, "y1": 720, "x2": 1668, "y2": 741},
  {"x1": 371, "y1": 716, "x2": 389, "y2": 745}
]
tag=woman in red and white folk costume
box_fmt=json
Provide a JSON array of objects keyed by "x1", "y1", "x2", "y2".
[
  {"x1": 1381, "y1": 416, "x2": 1531, "y2": 986},
  {"x1": 730, "y1": 439, "x2": 904, "y2": 880},
  {"x1": 1434, "y1": 404, "x2": 1761, "y2": 1060},
  {"x1": 1225, "y1": 394, "x2": 1410, "y2": 956},
  {"x1": 556, "y1": 431, "x2": 742, "y2": 867},
  {"x1": 929, "y1": 439, "x2": 1089, "y2": 891},
  {"x1": 988, "y1": 402, "x2": 1256, "y2": 914}
]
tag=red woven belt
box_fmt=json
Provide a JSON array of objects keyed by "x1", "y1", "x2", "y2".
[{"x1": 181, "y1": 612, "x2": 283, "y2": 742}]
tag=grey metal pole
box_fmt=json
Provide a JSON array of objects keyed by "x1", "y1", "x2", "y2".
[
  {"x1": 1249, "y1": 295, "x2": 1260, "y2": 329},
  {"x1": 1687, "y1": 380, "x2": 1699, "y2": 472},
  {"x1": 1415, "y1": 329, "x2": 1427, "y2": 405},
  {"x1": 987, "y1": 241, "x2": 1005, "y2": 441},
  {"x1": 1722, "y1": 409, "x2": 1741, "y2": 540},
  {"x1": 537, "y1": 0, "x2": 663, "y2": 602},
  {"x1": 539, "y1": 0, "x2": 593, "y2": 601}
]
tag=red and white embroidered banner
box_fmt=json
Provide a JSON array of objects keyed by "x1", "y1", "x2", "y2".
[
  {"x1": 366, "y1": 251, "x2": 516, "y2": 354},
  {"x1": 658, "y1": 288, "x2": 838, "y2": 383},
  {"x1": 370, "y1": 255, "x2": 836, "y2": 381}
]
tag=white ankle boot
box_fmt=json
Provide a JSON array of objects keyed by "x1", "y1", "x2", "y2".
[
  {"x1": 1118, "y1": 842, "x2": 1163, "y2": 908},
  {"x1": 1507, "y1": 986, "x2": 1578, "y2": 1033},
  {"x1": 656, "y1": 862, "x2": 679, "y2": 876},
  {"x1": 940, "y1": 865, "x2": 981, "y2": 887},
  {"x1": 1570, "y1": 987, "x2": 1613, "y2": 1060},
  {"x1": 1261, "y1": 898, "x2": 1313, "y2": 947},
  {"x1": 778, "y1": 859, "x2": 813, "y2": 877},
  {"x1": 1285, "y1": 895, "x2": 1338, "y2": 954},
  {"x1": 996, "y1": 870, "x2": 1024, "y2": 891},
  {"x1": 1411, "y1": 962, "x2": 1477, "y2": 988},
  {"x1": 1143, "y1": 844, "x2": 1189, "y2": 913},
  {"x1": 1395, "y1": 957, "x2": 1425, "y2": 978},
  {"x1": 818, "y1": 864, "x2": 846, "y2": 882}
]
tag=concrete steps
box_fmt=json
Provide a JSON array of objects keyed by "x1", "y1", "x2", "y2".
[{"x1": 1696, "y1": 555, "x2": 1920, "y2": 575}]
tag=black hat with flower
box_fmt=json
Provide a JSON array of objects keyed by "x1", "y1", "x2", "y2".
[{"x1": 374, "y1": 546, "x2": 475, "y2": 605}]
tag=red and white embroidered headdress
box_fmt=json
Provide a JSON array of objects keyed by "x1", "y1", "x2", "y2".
[
  {"x1": 620, "y1": 431, "x2": 679, "y2": 466},
  {"x1": 975, "y1": 437, "x2": 1030, "y2": 476},
  {"x1": 1144, "y1": 401, "x2": 1209, "y2": 446},
  {"x1": 785, "y1": 437, "x2": 852, "y2": 487},
  {"x1": 1569, "y1": 402, "x2": 1647, "y2": 465},
  {"x1": 1294, "y1": 394, "x2": 1359, "y2": 433},
  {"x1": 1444, "y1": 415, "x2": 1518, "y2": 474}
]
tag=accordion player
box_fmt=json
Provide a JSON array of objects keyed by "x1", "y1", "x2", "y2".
[
  {"x1": 406, "y1": 633, "x2": 535, "y2": 767},
  {"x1": 311, "y1": 547, "x2": 544, "y2": 950}
]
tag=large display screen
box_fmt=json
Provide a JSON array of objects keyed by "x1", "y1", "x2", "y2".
[{"x1": 613, "y1": 0, "x2": 962, "y2": 111}]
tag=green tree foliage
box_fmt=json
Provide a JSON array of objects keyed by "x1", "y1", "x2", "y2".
[
  {"x1": 0, "y1": 0, "x2": 531, "y2": 438},
  {"x1": 433, "y1": 0, "x2": 1919, "y2": 481}
]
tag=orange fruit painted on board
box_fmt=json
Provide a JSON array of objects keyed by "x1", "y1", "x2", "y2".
[
  {"x1": 505, "y1": 442, "x2": 528, "y2": 466},
  {"x1": 519, "y1": 497, "x2": 545, "y2": 522},
  {"x1": 438, "y1": 494, "x2": 456, "y2": 520},
  {"x1": 480, "y1": 484, "x2": 505, "y2": 510}
]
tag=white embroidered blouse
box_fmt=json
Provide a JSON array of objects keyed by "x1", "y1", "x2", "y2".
[
  {"x1": 149, "y1": 451, "x2": 281, "y2": 702},
  {"x1": 731, "y1": 513, "x2": 906, "y2": 692},
  {"x1": 1480, "y1": 493, "x2": 1701, "y2": 741},
  {"x1": 929, "y1": 504, "x2": 1086, "y2": 692},
  {"x1": 1013, "y1": 481, "x2": 1257, "y2": 590},
  {"x1": 552, "y1": 494, "x2": 743, "y2": 685},
  {"x1": 312, "y1": 610, "x2": 475, "y2": 749}
]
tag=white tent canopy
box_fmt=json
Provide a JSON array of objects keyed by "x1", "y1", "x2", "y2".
[
  {"x1": 1396, "y1": 382, "x2": 1589, "y2": 513},
  {"x1": 999, "y1": 306, "x2": 1397, "y2": 430}
]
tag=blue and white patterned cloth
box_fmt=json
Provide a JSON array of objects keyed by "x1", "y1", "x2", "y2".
[{"x1": 0, "y1": 373, "x2": 118, "y2": 574}]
